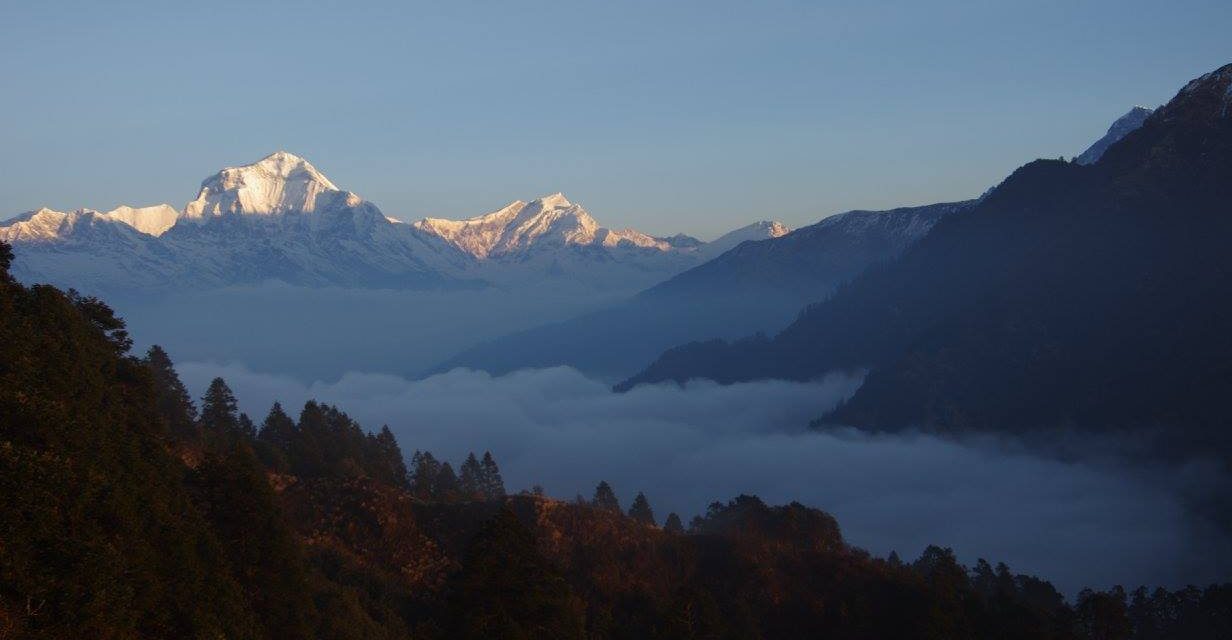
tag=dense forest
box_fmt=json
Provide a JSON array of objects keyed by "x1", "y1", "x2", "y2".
[{"x1": 1, "y1": 241, "x2": 1228, "y2": 639}]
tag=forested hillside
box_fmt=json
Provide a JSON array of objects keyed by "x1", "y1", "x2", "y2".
[{"x1": 1, "y1": 241, "x2": 1228, "y2": 639}]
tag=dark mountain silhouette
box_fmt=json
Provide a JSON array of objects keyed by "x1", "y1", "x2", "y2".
[
  {"x1": 619, "y1": 63, "x2": 1232, "y2": 462},
  {"x1": 433, "y1": 201, "x2": 969, "y2": 379}
]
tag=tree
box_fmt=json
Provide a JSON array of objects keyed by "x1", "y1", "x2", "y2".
[
  {"x1": 448, "y1": 509, "x2": 584, "y2": 639},
  {"x1": 367, "y1": 425, "x2": 408, "y2": 488},
  {"x1": 200, "y1": 377, "x2": 240, "y2": 441},
  {"x1": 887, "y1": 550, "x2": 903, "y2": 568},
  {"x1": 0, "y1": 240, "x2": 13, "y2": 281},
  {"x1": 409, "y1": 451, "x2": 441, "y2": 500},
  {"x1": 481, "y1": 451, "x2": 506, "y2": 498},
  {"x1": 592, "y1": 481, "x2": 620, "y2": 513},
  {"x1": 143, "y1": 345, "x2": 199, "y2": 442},
  {"x1": 258, "y1": 402, "x2": 297, "y2": 451},
  {"x1": 663, "y1": 512, "x2": 685, "y2": 534},
  {"x1": 628, "y1": 492, "x2": 656, "y2": 526},
  {"x1": 436, "y1": 462, "x2": 460, "y2": 502},
  {"x1": 459, "y1": 452, "x2": 484, "y2": 499},
  {"x1": 1075, "y1": 587, "x2": 1132, "y2": 640},
  {"x1": 237, "y1": 413, "x2": 256, "y2": 439}
]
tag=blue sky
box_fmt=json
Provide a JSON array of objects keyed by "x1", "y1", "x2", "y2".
[{"x1": 2, "y1": 1, "x2": 1228, "y2": 238}]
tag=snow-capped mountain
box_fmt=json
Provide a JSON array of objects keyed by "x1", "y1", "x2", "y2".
[
  {"x1": 1, "y1": 151, "x2": 787, "y2": 295},
  {"x1": 699, "y1": 220, "x2": 791, "y2": 259},
  {"x1": 1076, "y1": 106, "x2": 1154, "y2": 165},
  {"x1": 414, "y1": 193, "x2": 672, "y2": 258}
]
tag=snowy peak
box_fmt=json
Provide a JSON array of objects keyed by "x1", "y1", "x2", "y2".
[
  {"x1": 1076, "y1": 106, "x2": 1154, "y2": 165},
  {"x1": 0, "y1": 208, "x2": 148, "y2": 245},
  {"x1": 701, "y1": 220, "x2": 791, "y2": 257},
  {"x1": 413, "y1": 193, "x2": 662, "y2": 259},
  {"x1": 183, "y1": 151, "x2": 347, "y2": 220},
  {"x1": 0, "y1": 204, "x2": 180, "y2": 242},
  {"x1": 102, "y1": 204, "x2": 180, "y2": 236}
]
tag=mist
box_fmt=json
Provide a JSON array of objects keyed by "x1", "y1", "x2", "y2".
[
  {"x1": 115, "y1": 282, "x2": 631, "y2": 381},
  {"x1": 178, "y1": 362, "x2": 1232, "y2": 596}
]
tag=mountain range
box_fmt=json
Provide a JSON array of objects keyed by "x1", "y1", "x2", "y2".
[
  {"x1": 432, "y1": 97, "x2": 1157, "y2": 380},
  {"x1": 1, "y1": 152, "x2": 787, "y2": 295},
  {"x1": 434, "y1": 201, "x2": 969, "y2": 378},
  {"x1": 617, "y1": 64, "x2": 1232, "y2": 465}
]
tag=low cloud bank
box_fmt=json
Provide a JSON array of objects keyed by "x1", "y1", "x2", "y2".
[{"x1": 178, "y1": 362, "x2": 1231, "y2": 595}]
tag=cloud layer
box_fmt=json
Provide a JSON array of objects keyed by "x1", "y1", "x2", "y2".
[{"x1": 178, "y1": 362, "x2": 1231, "y2": 595}]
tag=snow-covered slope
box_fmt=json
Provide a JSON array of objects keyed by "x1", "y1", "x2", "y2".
[
  {"x1": 412, "y1": 193, "x2": 787, "y2": 290},
  {"x1": 2, "y1": 152, "x2": 473, "y2": 293},
  {"x1": 1, "y1": 204, "x2": 180, "y2": 242},
  {"x1": 1076, "y1": 106, "x2": 1154, "y2": 165},
  {"x1": 0, "y1": 151, "x2": 788, "y2": 295},
  {"x1": 417, "y1": 193, "x2": 683, "y2": 257}
]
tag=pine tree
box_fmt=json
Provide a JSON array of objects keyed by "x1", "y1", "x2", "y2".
[
  {"x1": 628, "y1": 492, "x2": 656, "y2": 526},
  {"x1": 448, "y1": 509, "x2": 585, "y2": 639},
  {"x1": 143, "y1": 345, "x2": 199, "y2": 442},
  {"x1": 436, "y1": 462, "x2": 460, "y2": 501},
  {"x1": 592, "y1": 481, "x2": 620, "y2": 513},
  {"x1": 459, "y1": 452, "x2": 484, "y2": 499},
  {"x1": 368, "y1": 425, "x2": 408, "y2": 488},
  {"x1": 663, "y1": 512, "x2": 685, "y2": 534},
  {"x1": 200, "y1": 377, "x2": 240, "y2": 441},
  {"x1": 887, "y1": 550, "x2": 903, "y2": 568},
  {"x1": 409, "y1": 450, "x2": 441, "y2": 500},
  {"x1": 258, "y1": 402, "x2": 297, "y2": 451},
  {"x1": 237, "y1": 413, "x2": 256, "y2": 439},
  {"x1": 480, "y1": 451, "x2": 506, "y2": 499}
]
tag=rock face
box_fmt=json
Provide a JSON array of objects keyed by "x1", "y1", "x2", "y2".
[{"x1": 1, "y1": 152, "x2": 788, "y2": 295}]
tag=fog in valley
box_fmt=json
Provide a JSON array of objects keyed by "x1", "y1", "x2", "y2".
[{"x1": 178, "y1": 360, "x2": 1232, "y2": 596}]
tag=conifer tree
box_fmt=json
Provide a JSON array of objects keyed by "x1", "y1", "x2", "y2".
[
  {"x1": 436, "y1": 462, "x2": 460, "y2": 501},
  {"x1": 143, "y1": 345, "x2": 199, "y2": 442},
  {"x1": 887, "y1": 550, "x2": 903, "y2": 568},
  {"x1": 459, "y1": 452, "x2": 484, "y2": 498},
  {"x1": 592, "y1": 481, "x2": 620, "y2": 513},
  {"x1": 409, "y1": 450, "x2": 441, "y2": 499},
  {"x1": 663, "y1": 512, "x2": 685, "y2": 534},
  {"x1": 480, "y1": 451, "x2": 506, "y2": 498},
  {"x1": 368, "y1": 425, "x2": 409, "y2": 488},
  {"x1": 237, "y1": 413, "x2": 256, "y2": 439},
  {"x1": 200, "y1": 377, "x2": 240, "y2": 441},
  {"x1": 258, "y1": 402, "x2": 297, "y2": 451},
  {"x1": 628, "y1": 492, "x2": 656, "y2": 526}
]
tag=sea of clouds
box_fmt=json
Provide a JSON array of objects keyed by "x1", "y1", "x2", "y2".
[{"x1": 178, "y1": 362, "x2": 1231, "y2": 596}]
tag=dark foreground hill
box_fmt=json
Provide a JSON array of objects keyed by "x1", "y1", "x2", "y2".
[
  {"x1": 619, "y1": 64, "x2": 1232, "y2": 464},
  {"x1": 1, "y1": 241, "x2": 1229, "y2": 638}
]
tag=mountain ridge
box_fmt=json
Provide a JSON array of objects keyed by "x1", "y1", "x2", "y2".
[
  {"x1": 617, "y1": 63, "x2": 1232, "y2": 462},
  {"x1": 1, "y1": 152, "x2": 785, "y2": 294}
]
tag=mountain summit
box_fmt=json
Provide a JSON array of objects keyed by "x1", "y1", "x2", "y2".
[
  {"x1": 182, "y1": 151, "x2": 349, "y2": 220},
  {"x1": 0, "y1": 152, "x2": 786, "y2": 293},
  {"x1": 414, "y1": 193, "x2": 678, "y2": 259}
]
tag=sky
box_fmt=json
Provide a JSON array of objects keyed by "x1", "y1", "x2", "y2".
[{"x1": 2, "y1": 1, "x2": 1229, "y2": 238}]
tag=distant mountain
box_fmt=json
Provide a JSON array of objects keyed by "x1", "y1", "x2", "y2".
[
  {"x1": 619, "y1": 63, "x2": 1232, "y2": 460},
  {"x1": 412, "y1": 193, "x2": 788, "y2": 290},
  {"x1": 1075, "y1": 106, "x2": 1153, "y2": 165},
  {"x1": 434, "y1": 201, "x2": 965, "y2": 379},
  {"x1": 2, "y1": 152, "x2": 786, "y2": 295}
]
